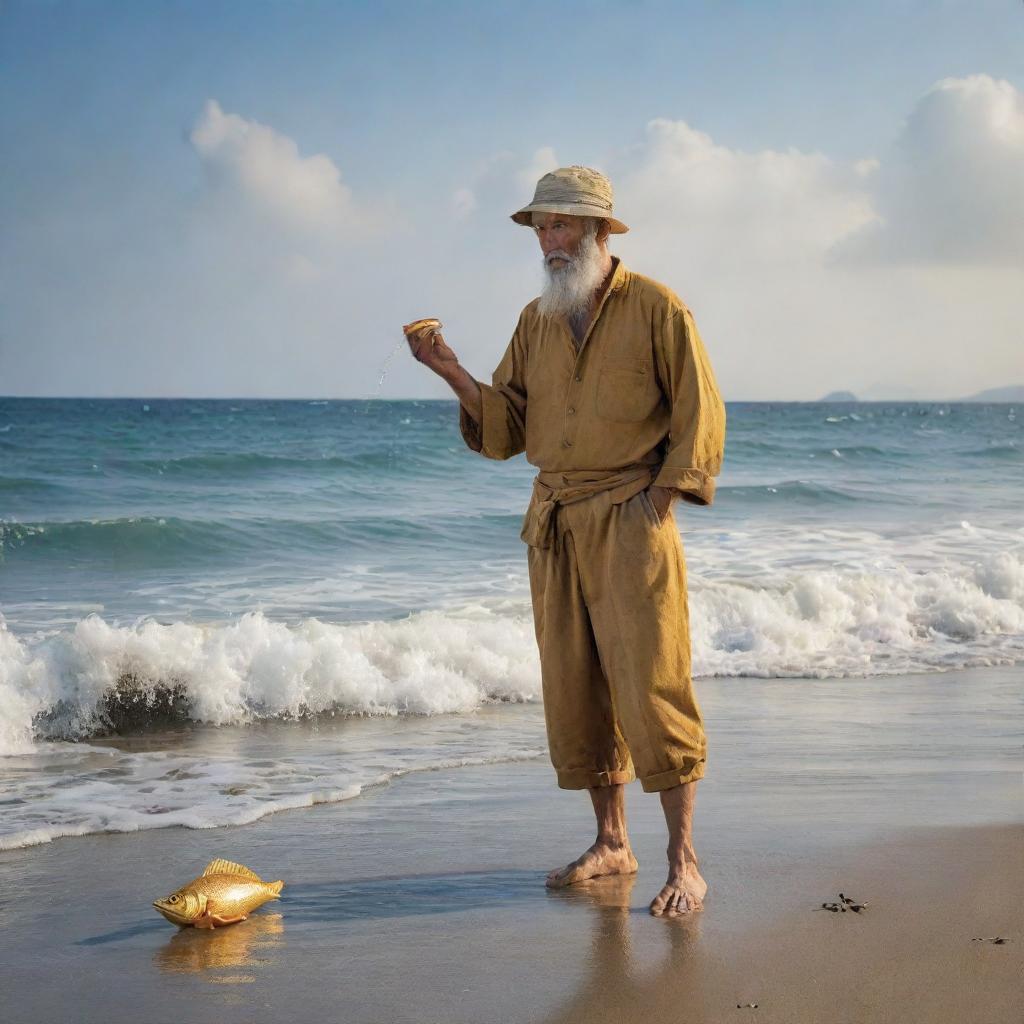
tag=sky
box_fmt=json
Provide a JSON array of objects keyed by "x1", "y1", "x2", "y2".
[{"x1": 1, "y1": 0, "x2": 1022, "y2": 401}]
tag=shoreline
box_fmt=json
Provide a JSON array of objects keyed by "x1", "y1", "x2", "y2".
[
  {"x1": 1, "y1": 760, "x2": 1019, "y2": 1024},
  {"x1": 1, "y1": 666, "x2": 1020, "y2": 1023},
  {"x1": 3, "y1": 664, "x2": 1021, "y2": 853}
]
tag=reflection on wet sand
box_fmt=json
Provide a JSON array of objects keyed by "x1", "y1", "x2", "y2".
[
  {"x1": 282, "y1": 870, "x2": 543, "y2": 922},
  {"x1": 543, "y1": 876, "x2": 707, "y2": 1024},
  {"x1": 154, "y1": 912, "x2": 284, "y2": 983}
]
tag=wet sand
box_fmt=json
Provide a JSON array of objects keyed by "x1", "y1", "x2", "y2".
[{"x1": 1, "y1": 668, "x2": 1021, "y2": 1023}]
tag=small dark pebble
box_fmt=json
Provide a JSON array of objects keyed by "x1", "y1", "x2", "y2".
[
  {"x1": 736, "y1": 1004, "x2": 759, "y2": 1009},
  {"x1": 818, "y1": 896, "x2": 867, "y2": 914}
]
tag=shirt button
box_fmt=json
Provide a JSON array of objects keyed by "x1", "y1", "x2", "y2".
[
  {"x1": 574, "y1": 375, "x2": 582, "y2": 382},
  {"x1": 567, "y1": 407, "x2": 576, "y2": 415}
]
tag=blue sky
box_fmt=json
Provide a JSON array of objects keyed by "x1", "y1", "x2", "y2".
[{"x1": 2, "y1": 0, "x2": 1022, "y2": 399}]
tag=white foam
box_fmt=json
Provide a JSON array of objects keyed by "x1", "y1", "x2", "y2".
[
  {"x1": 0, "y1": 624, "x2": 51, "y2": 755},
  {"x1": 0, "y1": 605, "x2": 540, "y2": 753},
  {"x1": 0, "y1": 728, "x2": 546, "y2": 851},
  {"x1": 1, "y1": 531, "x2": 1022, "y2": 756},
  {"x1": 692, "y1": 553, "x2": 1024, "y2": 678},
  {"x1": 687, "y1": 521, "x2": 1024, "y2": 677},
  {"x1": 2, "y1": 529, "x2": 1023, "y2": 851}
]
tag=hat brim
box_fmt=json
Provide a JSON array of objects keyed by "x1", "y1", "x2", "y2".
[{"x1": 511, "y1": 202, "x2": 628, "y2": 234}]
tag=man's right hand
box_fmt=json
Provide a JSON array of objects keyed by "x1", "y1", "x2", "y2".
[
  {"x1": 402, "y1": 318, "x2": 483, "y2": 427},
  {"x1": 403, "y1": 321, "x2": 460, "y2": 381}
]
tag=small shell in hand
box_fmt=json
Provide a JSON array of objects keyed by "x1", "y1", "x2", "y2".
[{"x1": 403, "y1": 318, "x2": 443, "y2": 342}]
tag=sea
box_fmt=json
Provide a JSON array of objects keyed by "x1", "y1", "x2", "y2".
[{"x1": 1, "y1": 397, "x2": 1021, "y2": 851}]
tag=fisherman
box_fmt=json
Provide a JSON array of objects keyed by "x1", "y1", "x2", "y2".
[{"x1": 404, "y1": 166, "x2": 726, "y2": 917}]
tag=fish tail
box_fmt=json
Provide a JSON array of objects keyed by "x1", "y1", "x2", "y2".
[{"x1": 268, "y1": 880, "x2": 284, "y2": 897}]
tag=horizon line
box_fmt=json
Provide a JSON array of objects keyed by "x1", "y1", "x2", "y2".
[{"x1": 1, "y1": 394, "x2": 1019, "y2": 404}]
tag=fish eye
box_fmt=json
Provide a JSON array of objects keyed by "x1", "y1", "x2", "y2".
[{"x1": 168, "y1": 894, "x2": 179, "y2": 903}]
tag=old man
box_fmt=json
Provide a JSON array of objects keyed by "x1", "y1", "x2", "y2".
[{"x1": 405, "y1": 166, "x2": 726, "y2": 917}]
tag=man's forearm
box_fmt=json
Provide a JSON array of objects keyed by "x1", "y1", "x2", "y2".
[{"x1": 442, "y1": 364, "x2": 483, "y2": 426}]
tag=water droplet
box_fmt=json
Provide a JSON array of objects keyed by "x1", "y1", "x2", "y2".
[{"x1": 375, "y1": 337, "x2": 409, "y2": 397}]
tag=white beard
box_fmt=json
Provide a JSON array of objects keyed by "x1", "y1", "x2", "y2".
[{"x1": 537, "y1": 232, "x2": 607, "y2": 322}]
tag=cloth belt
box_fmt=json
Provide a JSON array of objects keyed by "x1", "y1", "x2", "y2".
[{"x1": 520, "y1": 465, "x2": 656, "y2": 550}]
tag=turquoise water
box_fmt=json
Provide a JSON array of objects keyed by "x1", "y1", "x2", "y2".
[
  {"x1": 0, "y1": 397, "x2": 1021, "y2": 848},
  {"x1": 2, "y1": 398, "x2": 1020, "y2": 629}
]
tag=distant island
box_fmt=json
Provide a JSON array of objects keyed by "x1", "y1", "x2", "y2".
[
  {"x1": 811, "y1": 385, "x2": 1022, "y2": 402},
  {"x1": 957, "y1": 385, "x2": 1024, "y2": 403}
]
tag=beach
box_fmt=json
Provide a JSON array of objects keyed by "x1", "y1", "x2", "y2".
[
  {"x1": 1, "y1": 668, "x2": 1020, "y2": 1024},
  {"x1": 1, "y1": 397, "x2": 1021, "y2": 1021},
  {"x1": 4, "y1": 0, "x2": 1024, "y2": 1017}
]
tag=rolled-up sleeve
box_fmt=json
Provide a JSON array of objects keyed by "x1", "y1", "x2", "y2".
[
  {"x1": 652, "y1": 307, "x2": 726, "y2": 505},
  {"x1": 459, "y1": 319, "x2": 528, "y2": 461}
]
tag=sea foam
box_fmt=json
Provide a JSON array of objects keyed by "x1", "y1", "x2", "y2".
[
  {"x1": 2, "y1": 543, "x2": 1023, "y2": 756},
  {"x1": 0, "y1": 605, "x2": 540, "y2": 754},
  {"x1": 0, "y1": 717, "x2": 547, "y2": 851}
]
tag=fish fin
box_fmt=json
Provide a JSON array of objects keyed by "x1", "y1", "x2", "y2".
[
  {"x1": 267, "y1": 880, "x2": 284, "y2": 897},
  {"x1": 210, "y1": 913, "x2": 248, "y2": 927},
  {"x1": 195, "y1": 910, "x2": 247, "y2": 929},
  {"x1": 201, "y1": 858, "x2": 263, "y2": 881}
]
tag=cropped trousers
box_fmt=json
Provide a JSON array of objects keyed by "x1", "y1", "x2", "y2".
[{"x1": 525, "y1": 486, "x2": 706, "y2": 793}]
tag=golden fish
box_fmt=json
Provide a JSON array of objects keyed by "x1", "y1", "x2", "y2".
[{"x1": 153, "y1": 859, "x2": 284, "y2": 929}]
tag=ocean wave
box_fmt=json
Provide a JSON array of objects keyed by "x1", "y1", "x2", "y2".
[
  {"x1": 0, "y1": 512, "x2": 528, "y2": 566},
  {"x1": 2, "y1": 545, "x2": 1023, "y2": 755},
  {"x1": 0, "y1": 606, "x2": 541, "y2": 754},
  {"x1": 0, "y1": 476, "x2": 68, "y2": 495},
  {"x1": 812, "y1": 444, "x2": 902, "y2": 459},
  {"x1": 716, "y1": 480, "x2": 905, "y2": 504},
  {"x1": 691, "y1": 549, "x2": 1024, "y2": 678},
  {"x1": 0, "y1": 516, "x2": 250, "y2": 563},
  {"x1": 99, "y1": 447, "x2": 460, "y2": 478},
  {"x1": 0, "y1": 744, "x2": 546, "y2": 852},
  {"x1": 727, "y1": 442, "x2": 900, "y2": 461},
  {"x1": 957, "y1": 443, "x2": 1021, "y2": 460}
]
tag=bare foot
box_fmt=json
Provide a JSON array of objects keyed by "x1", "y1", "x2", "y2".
[
  {"x1": 649, "y1": 862, "x2": 707, "y2": 917},
  {"x1": 546, "y1": 841, "x2": 639, "y2": 888}
]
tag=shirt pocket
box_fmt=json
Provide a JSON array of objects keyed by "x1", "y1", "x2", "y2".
[{"x1": 596, "y1": 358, "x2": 657, "y2": 423}]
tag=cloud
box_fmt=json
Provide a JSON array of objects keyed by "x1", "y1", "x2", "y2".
[
  {"x1": 182, "y1": 99, "x2": 405, "y2": 308},
  {"x1": 517, "y1": 146, "x2": 559, "y2": 193},
  {"x1": 4, "y1": 80, "x2": 1019, "y2": 401},
  {"x1": 451, "y1": 187, "x2": 477, "y2": 219},
  {"x1": 615, "y1": 118, "x2": 876, "y2": 270},
  {"x1": 601, "y1": 76, "x2": 1024, "y2": 274},
  {"x1": 597, "y1": 92, "x2": 1019, "y2": 400},
  {"x1": 449, "y1": 147, "x2": 558, "y2": 225},
  {"x1": 838, "y1": 75, "x2": 1024, "y2": 265},
  {"x1": 190, "y1": 100, "x2": 353, "y2": 234}
]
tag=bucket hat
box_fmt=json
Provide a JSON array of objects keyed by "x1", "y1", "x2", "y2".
[{"x1": 511, "y1": 165, "x2": 628, "y2": 233}]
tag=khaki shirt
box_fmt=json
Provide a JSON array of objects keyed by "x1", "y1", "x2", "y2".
[{"x1": 460, "y1": 257, "x2": 726, "y2": 508}]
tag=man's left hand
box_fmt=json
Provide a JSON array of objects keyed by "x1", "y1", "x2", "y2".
[{"x1": 647, "y1": 484, "x2": 677, "y2": 524}]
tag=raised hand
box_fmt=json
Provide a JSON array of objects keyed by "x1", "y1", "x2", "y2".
[{"x1": 403, "y1": 319, "x2": 459, "y2": 381}]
